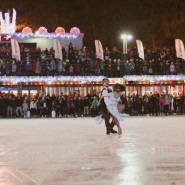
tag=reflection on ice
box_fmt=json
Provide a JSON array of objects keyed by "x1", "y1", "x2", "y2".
[
  {"x1": 0, "y1": 166, "x2": 40, "y2": 185},
  {"x1": 117, "y1": 154, "x2": 143, "y2": 185}
]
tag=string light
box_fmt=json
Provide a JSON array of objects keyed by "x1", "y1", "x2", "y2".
[
  {"x1": 0, "y1": 76, "x2": 105, "y2": 83},
  {"x1": 123, "y1": 75, "x2": 185, "y2": 81},
  {"x1": 13, "y1": 32, "x2": 81, "y2": 39}
]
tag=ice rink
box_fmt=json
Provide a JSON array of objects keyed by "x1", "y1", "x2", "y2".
[{"x1": 0, "y1": 116, "x2": 185, "y2": 185}]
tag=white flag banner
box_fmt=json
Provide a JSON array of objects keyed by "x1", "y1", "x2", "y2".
[
  {"x1": 175, "y1": 39, "x2": 185, "y2": 60},
  {"x1": 53, "y1": 39, "x2": 63, "y2": 60},
  {"x1": 95, "y1": 40, "x2": 104, "y2": 60},
  {"x1": 11, "y1": 38, "x2": 20, "y2": 60},
  {"x1": 136, "y1": 40, "x2": 144, "y2": 60}
]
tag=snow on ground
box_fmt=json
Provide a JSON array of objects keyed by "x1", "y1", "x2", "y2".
[{"x1": 0, "y1": 116, "x2": 185, "y2": 185}]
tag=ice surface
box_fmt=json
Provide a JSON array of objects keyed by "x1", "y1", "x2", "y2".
[{"x1": 0, "y1": 116, "x2": 185, "y2": 185}]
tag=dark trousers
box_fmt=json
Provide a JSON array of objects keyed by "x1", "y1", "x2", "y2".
[{"x1": 99, "y1": 104, "x2": 110, "y2": 127}]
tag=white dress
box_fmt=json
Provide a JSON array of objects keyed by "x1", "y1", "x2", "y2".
[{"x1": 102, "y1": 88, "x2": 123, "y2": 122}]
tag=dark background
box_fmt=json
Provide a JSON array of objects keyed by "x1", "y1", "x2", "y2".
[{"x1": 1, "y1": 0, "x2": 185, "y2": 49}]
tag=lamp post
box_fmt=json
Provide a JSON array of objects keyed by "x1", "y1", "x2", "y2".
[{"x1": 121, "y1": 34, "x2": 132, "y2": 54}]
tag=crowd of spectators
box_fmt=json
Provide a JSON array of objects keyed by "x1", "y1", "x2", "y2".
[
  {"x1": 0, "y1": 42, "x2": 185, "y2": 118},
  {"x1": 124, "y1": 91, "x2": 185, "y2": 116},
  {"x1": 0, "y1": 91, "x2": 99, "y2": 118},
  {"x1": 0, "y1": 90, "x2": 184, "y2": 119},
  {"x1": 0, "y1": 43, "x2": 185, "y2": 77}
]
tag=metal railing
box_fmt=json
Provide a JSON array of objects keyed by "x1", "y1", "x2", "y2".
[{"x1": 0, "y1": 63, "x2": 185, "y2": 77}]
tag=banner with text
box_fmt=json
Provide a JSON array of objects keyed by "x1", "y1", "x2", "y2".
[
  {"x1": 95, "y1": 40, "x2": 104, "y2": 61},
  {"x1": 175, "y1": 39, "x2": 185, "y2": 60},
  {"x1": 136, "y1": 40, "x2": 144, "y2": 60},
  {"x1": 53, "y1": 39, "x2": 63, "y2": 60},
  {"x1": 11, "y1": 38, "x2": 20, "y2": 60}
]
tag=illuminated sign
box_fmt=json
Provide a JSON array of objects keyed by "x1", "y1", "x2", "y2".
[
  {"x1": 0, "y1": 34, "x2": 12, "y2": 42},
  {"x1": 108, "y1": 78, "x2": 124, "y2": 84}
]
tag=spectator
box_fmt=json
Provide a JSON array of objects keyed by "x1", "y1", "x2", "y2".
[
  {"x1": 11, "y1": 60, "x2": 17, "y2": 75},
  {"x1": 164, "y1": 93, "x2": 171, "y2": 115},
  {"x1": 69, "y1": 64, "x2": 74, "y2": 76}
]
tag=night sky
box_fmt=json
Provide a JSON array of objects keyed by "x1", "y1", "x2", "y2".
[{"x1": 1, "y1": 0, "x2": 185, "y2": 49}]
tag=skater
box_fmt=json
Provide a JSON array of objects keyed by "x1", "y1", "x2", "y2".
[
  {"x1": 98, "y1": 78, "x2": 124, "y2": 135},
  {"x1": 108, "y1": 83, "x2": 125, "y2": 134},
  {"x1": 98, "y1": 78, "x2": 117, "y2": 135}
]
